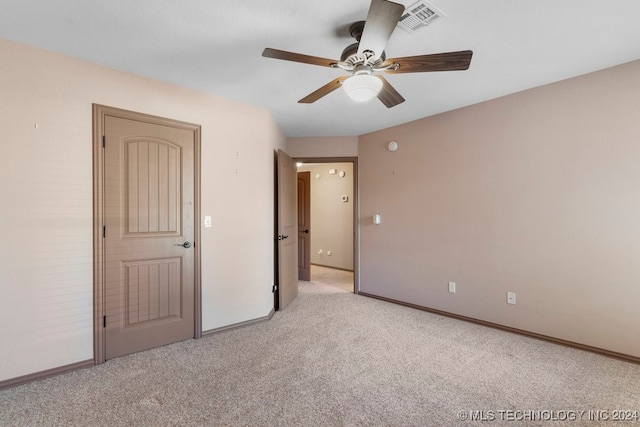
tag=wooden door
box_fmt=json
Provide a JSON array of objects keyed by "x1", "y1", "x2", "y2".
[
  {"x1": 103, "y1": 114, "x2": 196, "y2": 359},
  {"x1": 297, "y1": 171, "x2": 311, "y2": 281},
  {"x1": 277, "y1": 150, "x2": 298, "y2": 310}
]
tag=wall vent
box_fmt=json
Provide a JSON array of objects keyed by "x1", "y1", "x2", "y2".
[{"x1": 397, "y1": 0, "x2": 446, "y2": 34}]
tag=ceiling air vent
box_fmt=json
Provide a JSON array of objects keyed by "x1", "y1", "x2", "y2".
[{"x1": 397, "y1": 0, "x2": 446, "y2": 34}]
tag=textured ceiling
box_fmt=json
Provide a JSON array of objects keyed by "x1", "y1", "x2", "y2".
[{"x1": 2, "y1": 0, "x2": 640, "y2": 137}]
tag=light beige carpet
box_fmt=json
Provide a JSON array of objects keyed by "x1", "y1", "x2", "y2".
[
  {"x1": 310, "y1": 264, "x2": 353, "y2": 293},
  {"x1": 1, "y1": 269, "x2": 639, "y2": 426}
]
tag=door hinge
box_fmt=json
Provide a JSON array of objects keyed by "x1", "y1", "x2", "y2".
[
  {"x1": 272, "y1": 284, "x2": 278, "y2": 293},
  {"x1": 103, "y1": 225, "x2": 106, "y2": 238},
  {"x1": 103, "y1": 316, "x2": 106, "y2": 328},
  {"x1": 102, "y1": 135, "x2": 105, "y2": 148}
]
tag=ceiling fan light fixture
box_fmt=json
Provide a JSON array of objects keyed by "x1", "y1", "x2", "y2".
[{"x1": 342, "y1": 74, "x2": 382, "y2": 102}]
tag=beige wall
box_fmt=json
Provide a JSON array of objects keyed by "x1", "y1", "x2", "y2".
[
  {"x1": 298, "y1": 163, "x2": 354, "y2": 270},
  {"x1": 359, "y1": 59, "x2": 640, "y2": 358},
  {"x1": 0, "y1": 38, "x2": 285, "y2": 382},
  {"x1": 287, "y1": 136, "x2": 358, "y2": 158}
]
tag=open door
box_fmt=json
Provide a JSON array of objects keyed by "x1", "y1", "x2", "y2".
[
  {"x1": 276, "y1": 150, "x2": 298, "y2": 310},
  {"x1": 297, "y1": 171, "x2": 311, "y2": 281}
]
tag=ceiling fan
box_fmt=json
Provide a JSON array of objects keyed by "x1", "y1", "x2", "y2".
[{"x1": 262, "y1": 0, "x2": 473, "y2": 108}]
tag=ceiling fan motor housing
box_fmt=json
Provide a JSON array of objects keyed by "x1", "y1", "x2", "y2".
[{"x1": 341, "y1": 42, "x2": 386, "y2": 68}]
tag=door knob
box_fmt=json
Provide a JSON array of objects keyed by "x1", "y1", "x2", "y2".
[
  {"x1": 303, "y1": 229, "x2": 309, "y2": 234},
  {"x1": 175, "y1": 241, "x2": 192, "y2": 249}
]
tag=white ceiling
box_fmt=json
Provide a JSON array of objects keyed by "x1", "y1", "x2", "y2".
[{"x1": 2, "y1": 0, "x2": 640, "y2": 137}]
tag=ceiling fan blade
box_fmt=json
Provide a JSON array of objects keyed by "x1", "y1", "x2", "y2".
[
  {"x1": 299, "y1": 76, "x2": 349, "y2": 104},
  {"x1": 357, "y1": 0, "x2": 405, "y2": 61},
  {"x1": 376, "y1": 76, "x2": 405, "y2": 108},
  {"x1": 262, "y1": 48, "x2": 338, "y2": 68},
  {"x1": 384, "y1": 50, "x2": 473, "y2": 74}
]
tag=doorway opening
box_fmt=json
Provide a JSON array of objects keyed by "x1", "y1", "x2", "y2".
[{"x1": 295, "y1": 158, "x2": 358, "y2": 293}]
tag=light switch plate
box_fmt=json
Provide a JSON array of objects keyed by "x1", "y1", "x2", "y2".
[{"x1": 204, "y1": 216, "x2": 212, "y2": 228}]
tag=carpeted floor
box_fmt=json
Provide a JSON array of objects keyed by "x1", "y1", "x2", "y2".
[
  {"x1": 1, "y1": 267, "x2": 639, "y2": 426},
  {"x1": 310, "y1": 264, "x2": 354, "y2": 293}
]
